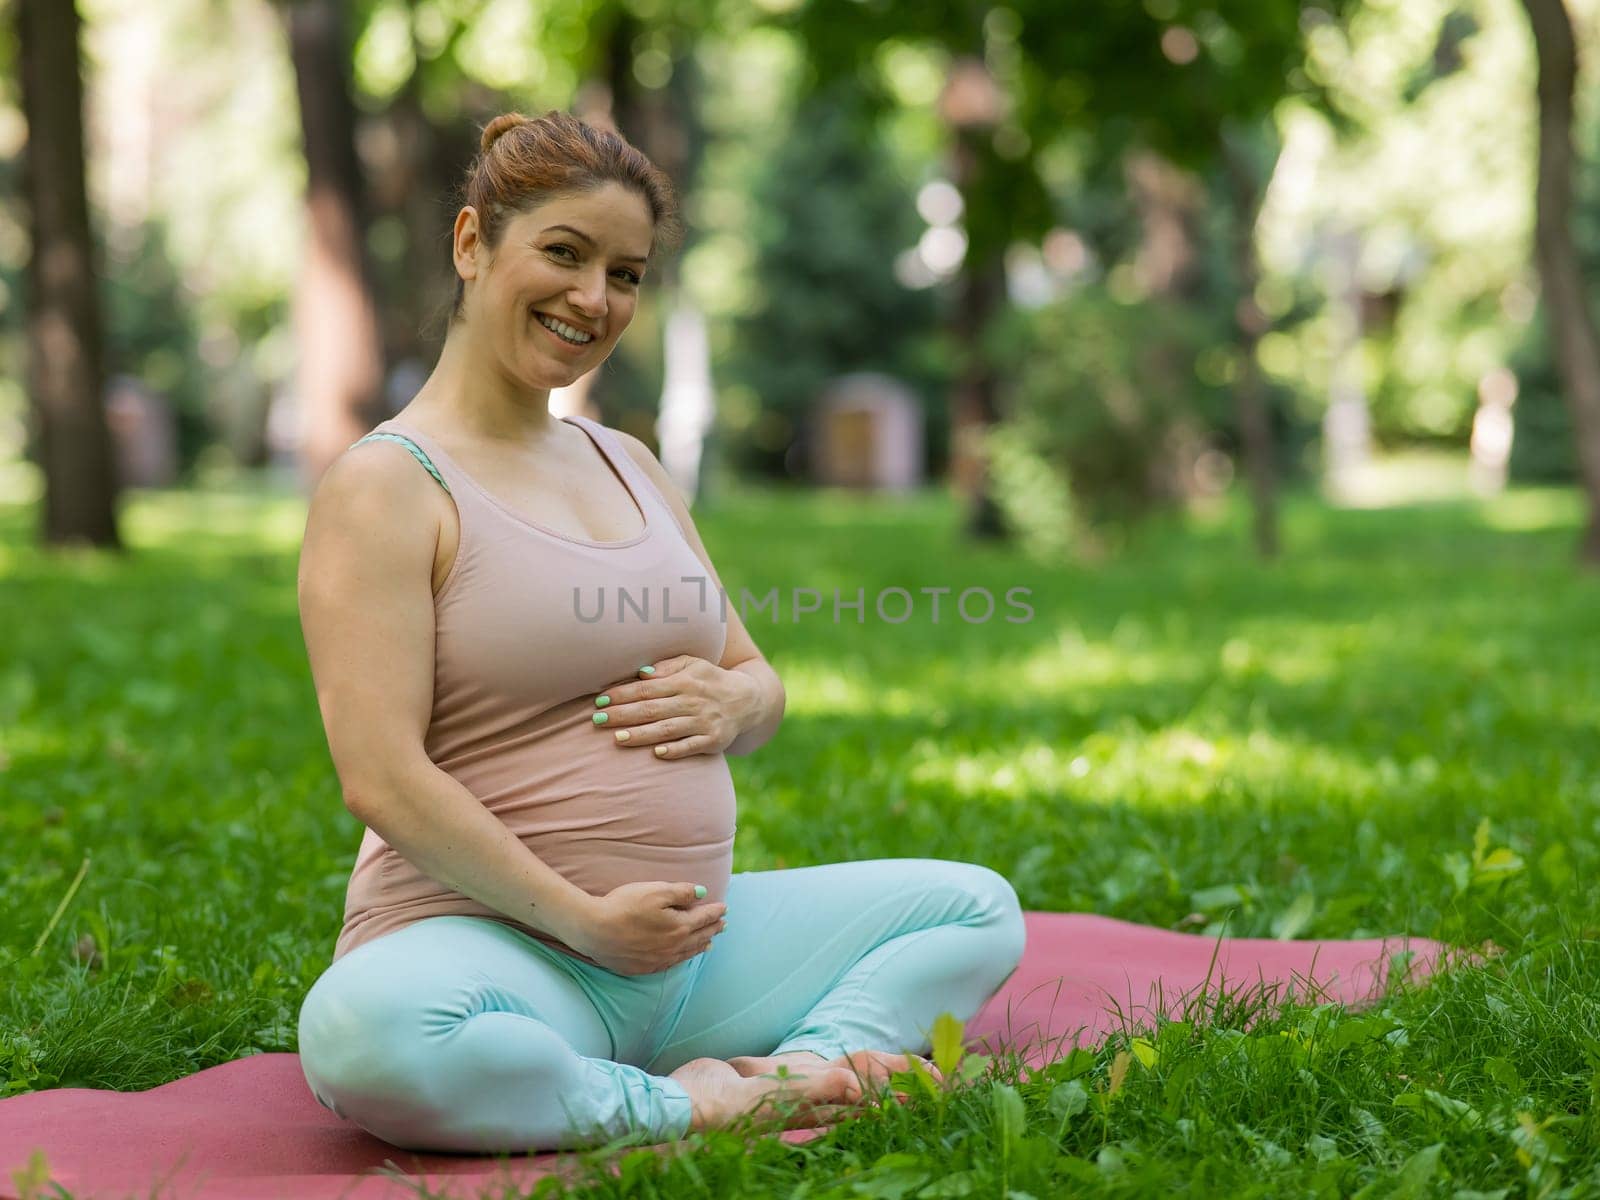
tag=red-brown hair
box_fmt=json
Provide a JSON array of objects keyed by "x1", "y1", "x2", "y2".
[{"x1": 448, "y1": 109, "x2": 683, "y2": 321}]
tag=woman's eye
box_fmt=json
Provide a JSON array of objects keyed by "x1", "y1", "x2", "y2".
[{"x1": 548, "y1": 244, "x2": 636, "y2": 283}]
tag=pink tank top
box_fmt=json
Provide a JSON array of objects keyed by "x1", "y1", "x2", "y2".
[{"x1": 331, "y1": 414, "x2": 734, "y2": 965}]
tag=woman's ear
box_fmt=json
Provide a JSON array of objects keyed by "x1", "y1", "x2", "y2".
[{"x1": 453, "y1": 207, "x2": 481, "y2": 283}]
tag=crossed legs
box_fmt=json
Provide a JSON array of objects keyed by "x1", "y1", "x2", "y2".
[{"x1": 296, "y1": 857, "x2": 1026, "y2": 1153}]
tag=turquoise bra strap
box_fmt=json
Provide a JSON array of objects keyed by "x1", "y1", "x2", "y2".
[{"x1": 350, "y1": 431, "x2": 451, "y2": 495}]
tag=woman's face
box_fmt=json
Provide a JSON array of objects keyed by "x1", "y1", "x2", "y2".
[{"x1": 458, "y1": 183, "x2": 655, "y2": 389}]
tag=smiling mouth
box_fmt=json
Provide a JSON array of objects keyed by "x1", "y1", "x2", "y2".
[{"x1": 531, "y1": 310, "x2": 596, "y2": 346}]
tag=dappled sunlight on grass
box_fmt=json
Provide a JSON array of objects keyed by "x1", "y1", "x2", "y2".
[
  {"x1": 1476, "y1": 486, "x2": 1585, "y2": 532},
  {"x1": 786, "y1": 621, "x2": 1359, "y2": 721},
  {"x1": 781, "y1": 661, "x2": 880, "y2": 715},
  {"x1": 1009, "y1": 630, "x2": 1205, "y2": 695},
  {"x1": 1322, "y1": 449, "x2": 1475, "y2": 508},
  {"x1": 0, "y1": 723, "x2": 72, "y2": 771},
  {"x1": 902, "y1": 725, "x2": 1394, "y2": 815},
  {"x1": 121, "y1": 485, "x2": 308, "y2": 554},
  {"x1": 791, "y1": 486, "x2": 946, "y2": 525}
]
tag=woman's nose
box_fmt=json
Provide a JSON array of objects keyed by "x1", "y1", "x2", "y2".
[{"x1": 570, "y1": 269, "x2": 608, "y2": 317}]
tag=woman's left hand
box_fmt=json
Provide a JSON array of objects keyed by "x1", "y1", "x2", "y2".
[{"x1": 592, "y1": 655, "x2": 759, "y2": 760}]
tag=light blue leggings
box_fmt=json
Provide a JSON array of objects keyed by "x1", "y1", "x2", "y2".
[{"x1": 297, "y1": 858, "x2": 1026, "y2": 1153}]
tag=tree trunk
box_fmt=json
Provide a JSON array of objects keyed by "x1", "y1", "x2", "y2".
[
  {"x1": 382, "y1": 70, "x2": 434, "y2": 369},
  {"x1": 1520, "y1": 0, "x2": 1600, "y2": 564},
  {"x1": 1221, "y1": 124, "x2": 1281, "y2": 560},
  {"x1": 367, "y1": 56, "x2": 472, "y2": 427},
  {"x1": 948, "y1": 123, "x2": 1008, "y2": 541},
  {"x1": 387, "y1": 10, "x2": 475, "y2": 367},
  {"x1": 606, "y1": 18, "x2": 716, "y2": 501},
  {"x1": 17, "y1": 0, "x2": 121, "y2": 549},
  {"x1": 285, "y1": 0, "x2": 388, "y2": 491},
  {"x1": 948, "y1": 247, "x2": 1008, "y2": 537}
]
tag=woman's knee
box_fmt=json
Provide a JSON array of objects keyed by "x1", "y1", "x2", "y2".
[
  {"x1": 950, "y1": 861, "x2": 1027, "y2": 974},
  {"x1": 298, "y1": 962, "x2": 611, "y2": 1151},
  {"x1": 297, "y1": 967, "x2": 437, "y2": 1121}
]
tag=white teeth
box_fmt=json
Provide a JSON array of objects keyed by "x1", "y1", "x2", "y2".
[{"x1": 534, "y1": 312, "x2": 594, "y2": 344}]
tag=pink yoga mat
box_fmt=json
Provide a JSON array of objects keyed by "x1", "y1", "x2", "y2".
[{"x1": 0, "y1": 912, "x2": 1450, "y2": 1200}]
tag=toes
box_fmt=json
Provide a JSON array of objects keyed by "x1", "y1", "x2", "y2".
[
  {"x1": 832, "y1": 1050, "x2": 944, "y2": 1087},
  {"x1": 747, "y1": 1070, "x2": 864, "y2": 1130},
  {"x1": 834, "y1": 1050, "x2": 895, "y2": 1081},
  {"x1": 823, "y1": 1066, "x2": 866, "y2": 1104},
  {"x1": 895, "y1": 1052, "x2": 944, "y2": 1082}
]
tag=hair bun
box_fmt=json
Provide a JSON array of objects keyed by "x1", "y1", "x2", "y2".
[{"x1": 480, "y1": 113, "x2": 530, "y2": 153}]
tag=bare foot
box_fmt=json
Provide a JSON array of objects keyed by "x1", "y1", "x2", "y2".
[
  {"x1": 667, "y1": 1056, "x2": 866, "y2": 1133},
  {"x1": 725, "y1": 1050, "x2": 831, "y2": 1078},
  {"x1": 728, "y1": 1050, "x2": 944, "y2": 1096}
]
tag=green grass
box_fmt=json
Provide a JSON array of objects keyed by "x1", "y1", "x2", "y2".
[{"x1": 2, "y1": 476, "x2": 1598, "y2": 1197}]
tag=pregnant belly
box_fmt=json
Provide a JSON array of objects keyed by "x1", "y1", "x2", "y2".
[{"x1": 439, "y1": 702, "x2": 738, "y2": 901}]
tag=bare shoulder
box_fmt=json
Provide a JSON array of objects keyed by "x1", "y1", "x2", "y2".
[
  {"x1": 300, "y1": 438, "x2": 449, "y2": 599},
  {"x1": 321, "y1": 435, "x2": 435, "y2": 496},
  {"x1": 310, "y1": 438, "x2": 446, "y2": 532}
]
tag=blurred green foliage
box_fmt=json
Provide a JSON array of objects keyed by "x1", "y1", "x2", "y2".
[
  {"x1": 985, "y1": 288, "x2": 1228, "y2": 547},
  {"x1": 1255, "y1": 0, "x2": 1545, "y2": 450}
]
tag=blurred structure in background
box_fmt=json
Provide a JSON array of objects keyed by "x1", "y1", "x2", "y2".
[{"x1": 809, "y1": 373, "x2": 924, "y2": 493}]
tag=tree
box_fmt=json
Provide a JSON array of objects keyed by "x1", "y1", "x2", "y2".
[
  {"x1": 1519, "y1": 0, "x2": 1600, "y2": 564},
  {"x1": 776, "y1": 0, "x2": 1355, "y2": 553},
  {"x1": 1221, "y1": 121, "x2": 1281, "y2": 558},
  {"x1": 283, "y1": 0, "x2": 388, "y2": 490},
  {"x1": 16, "y1": 0, "x2": 121, "y2": 548}
]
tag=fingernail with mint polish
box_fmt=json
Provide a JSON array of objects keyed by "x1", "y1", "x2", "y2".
[
  {"x1": 594, "y1": 695, "x2": 610, "y2": 708},
  {"x1": 639, "y1": 665, "x2": 655, "y2": 675},
  {"x1": 592, "y1": 712, "x2": 608, "y2": 725}
]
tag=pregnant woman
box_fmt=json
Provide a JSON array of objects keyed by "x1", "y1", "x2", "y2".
[{"x1": 294, "y1": 109, "x2": 1026, "y2": 1153}]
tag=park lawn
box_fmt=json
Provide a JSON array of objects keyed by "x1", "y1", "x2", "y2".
[{"x1": 1, "y1": 476, "x2": 1597, "y2": 1197}]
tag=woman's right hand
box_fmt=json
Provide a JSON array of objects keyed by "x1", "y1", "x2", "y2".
[{"x1": 563, "y1": 881, "x2": 728, "y2": 976}]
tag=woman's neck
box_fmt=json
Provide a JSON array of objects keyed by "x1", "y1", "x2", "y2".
[{"x1": 408, "y1": 321, "x2": 558, "y2": 445}]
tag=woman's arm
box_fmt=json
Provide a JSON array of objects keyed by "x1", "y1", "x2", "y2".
[
  {"x1": 298, "y1": 443, "x2": 596, "y2": 944},
  {"x1": 617, "y1": 431, "x2": 786, "y2": 756},
  {"x1": 720, "y1": 658, "x2": 784, "y2": 757}
]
